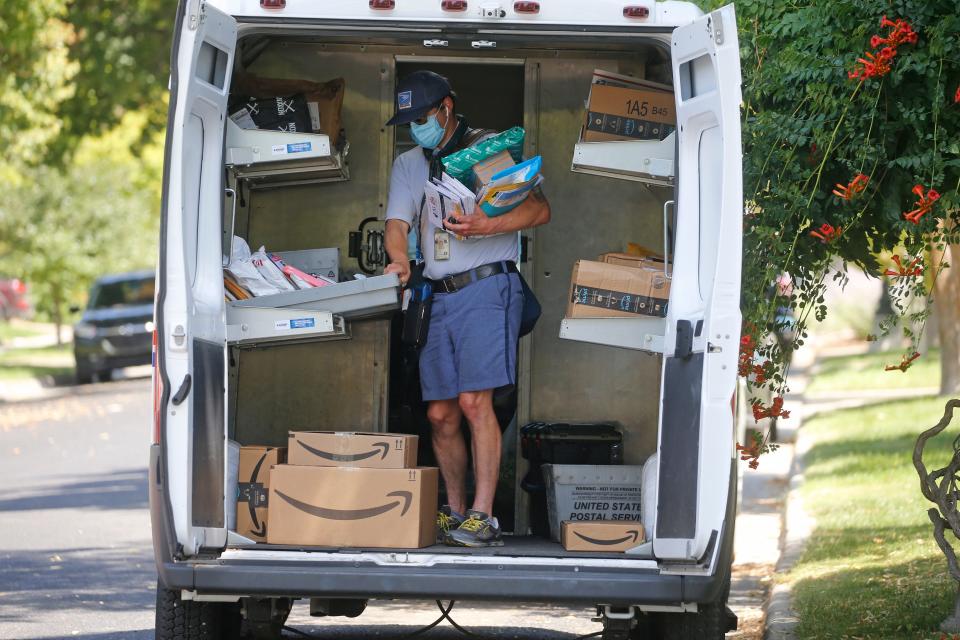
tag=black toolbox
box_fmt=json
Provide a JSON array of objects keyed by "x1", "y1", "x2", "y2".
[{"x1": 520, "y1": 422, "x2": 623, "y2": 537}]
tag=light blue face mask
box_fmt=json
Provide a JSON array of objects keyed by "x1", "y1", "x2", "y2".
[{"x1": 410, "y1": 106, "x2": 447, "y2": 149}]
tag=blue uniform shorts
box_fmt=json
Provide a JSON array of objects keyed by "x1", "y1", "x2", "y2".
[{"x1": 419, "y1": 271, "x2": 523, "y2": 402}]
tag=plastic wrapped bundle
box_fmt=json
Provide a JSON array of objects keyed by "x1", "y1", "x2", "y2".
[{"x1": 441, "y1": 126, "x2": 526, "y2": 184}]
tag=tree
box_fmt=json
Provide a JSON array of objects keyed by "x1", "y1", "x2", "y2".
[{"x1": 725, "y1": 0, "x2": 960, "y2": 456}]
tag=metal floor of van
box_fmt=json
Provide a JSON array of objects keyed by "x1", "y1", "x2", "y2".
[{"x1": 232, "y1": 536, "x2": 643, "y2": 560}]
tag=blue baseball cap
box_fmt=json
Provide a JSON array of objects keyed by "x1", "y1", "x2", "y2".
[{"x1": 386, "y1": 70, "x2": 452, "y2": 126}]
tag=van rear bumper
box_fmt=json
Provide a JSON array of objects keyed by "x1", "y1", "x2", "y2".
[{"x1": 151, "y1": 446, "x2": 727, "y2": 606}]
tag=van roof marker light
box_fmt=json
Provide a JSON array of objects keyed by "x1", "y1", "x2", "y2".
[
  {"x1": 260, "y1": 0, "x2": 286, "y2": 8},
  {"x1": 441, "y1": 0, "x2": 468, "y2": 11},
  {"x1": 369, "y1": 0, "x2": 396, "y2": 9},
  {"x1": 623, "y1": 5, "x2": 650, "y2": 18},
  {"x1": 513, "y1": 1, "x2": 539, "y2": 14}
]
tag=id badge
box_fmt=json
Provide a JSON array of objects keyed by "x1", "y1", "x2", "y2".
[{"x1": 434, "y1": 228, "x2": 451, "y2": 261}]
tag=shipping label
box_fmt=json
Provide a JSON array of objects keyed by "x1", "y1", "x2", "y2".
[{"x1": 237, "y1": 482, "x2": 269, "y2": 508}]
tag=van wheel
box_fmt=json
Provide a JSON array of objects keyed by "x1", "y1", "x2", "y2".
[
  {"x1": 653, "y1": 601, "x2": 727, "y2": 640},
  {"x1": 155, "y1": 584, "x2": 241, "y2": 640}
]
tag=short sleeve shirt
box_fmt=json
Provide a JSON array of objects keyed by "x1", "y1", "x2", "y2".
[{"x1": 385, "y1": 145, "x2": 520, "y2": 281}]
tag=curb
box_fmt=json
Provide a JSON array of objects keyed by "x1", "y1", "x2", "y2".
[{"x1": 763, "y1": 427, "x2": 812, "y2": 640}]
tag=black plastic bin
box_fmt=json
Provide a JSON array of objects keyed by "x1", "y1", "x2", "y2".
[{"x1": 519, "y1": 422, "x2": 623, "y2": 537}]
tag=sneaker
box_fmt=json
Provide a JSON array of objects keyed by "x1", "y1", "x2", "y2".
[
  {"x1": 444, "y1": 510, "x2": 504, "y2": 547},
  {"x1": 436, "y1": 505, "x2": 466, "y2": 542}
]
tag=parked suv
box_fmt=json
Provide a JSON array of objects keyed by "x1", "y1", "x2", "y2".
[
  {"x1": 151, "y1": 1, "x2": 744, "y2": 639},
  {"x1": 73, "y1": 270, "x2": 155, "y2": 383}
]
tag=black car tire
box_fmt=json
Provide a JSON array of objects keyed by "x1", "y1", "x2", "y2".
[
  {"x1": 651, "y1": 575, "x2": 734, "y2": 640},
  {"x1": 75, "y1": 360, "x2": 94, "y2": 385},
  {"x1": 155, "y1": 583, "x2": 241, "y2": 640}
]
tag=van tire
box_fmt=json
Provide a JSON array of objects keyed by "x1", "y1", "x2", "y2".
[
  {"x1": 155, "y1": 584, "x2": 239, "y2": 640},
  {"x1": 652, "y1": 575, "x2": 733, "y2": 640}
]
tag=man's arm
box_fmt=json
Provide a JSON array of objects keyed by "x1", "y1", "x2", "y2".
[
  {"x1": 384, "y1": 218, "x2": 412, "y2": 286},
  {"x1": 444, "y1": 186, "x2": 551, "y2": 238}
]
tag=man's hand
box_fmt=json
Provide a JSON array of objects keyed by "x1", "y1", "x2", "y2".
[
  {"x1": 385, "y1": 259, "x2": 411, "y2": 287},
  {"x1": 444, "y1": 206, "x2": 496, "y2": 238}
]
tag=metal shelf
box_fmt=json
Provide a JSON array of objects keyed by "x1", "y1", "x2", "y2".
[
  {"x1": 570, "y1": 132, "x2": 675, "y2": 187},
  {"x1": 229, "y1": 274, "x2": 400, "y2": 320},
  {"x1": 226, "y1": 307, "x2": 348, "y2": 347},
  {"x1": 559, "y1": 316, "x2": 667, "y2": 354},
  {"x1": 225, "y1": 120, "x2": 349, "y2": 189}
]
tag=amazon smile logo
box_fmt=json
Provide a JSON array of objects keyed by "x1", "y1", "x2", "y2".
[
  {"x1": 275, "y1": 490, "x2": 413, "y2": 521},
  {"x1": 573, "y1": 529, "x2": 641, "y2": 546},
  {"x1": 295, "y1": 439, "x2": 391, "y2": 463}
]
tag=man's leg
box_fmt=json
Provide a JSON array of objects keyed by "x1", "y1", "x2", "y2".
[
  {"x1": 458, "y1": 389, "x2": 501, "y2": 516},
  {"x1": 427, "y1": 398, "x2": 467, "y2": 514}
]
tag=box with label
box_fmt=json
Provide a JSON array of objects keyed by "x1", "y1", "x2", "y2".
[
  {"x1": 470, "y1": 150, "x2": 516, "y2": 191},
  {"x1": 288, "y1": 431, "x2": 418, "y2": 468},
  {"x1": 267, "y1": 465, "x2": 438, "y2": 548},
  {"x1": 236, "y1": 446, "x2": 287, "y2": 541},
  {"x1": 561, "y1": 521, "x2": 646, "y2": 552},
  {"x1": 543, "y1": 464, "x2": 644, "y2": 542},
  {"x1": 567, "y1": 260, "x2": 670, "y2": 319},
  {"x1": 582, "y1": 83, "x2": 675, "y2": 143}
]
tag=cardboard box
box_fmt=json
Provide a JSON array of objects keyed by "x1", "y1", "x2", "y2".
[
  {"x1": 288, "y1": 431, "x2": 418, "y2": 468},
  {"x1": 236, "y1": 446, "x2": 287, "y2": 541},
  {"x1": 567, "y1": 259, "x2": 670, "y2": 319},
  {"x1": 599, "y1": 251, "x2": 669, "y2": 270},
  {"x1": 583, "y1": 83, "x2": 675, "y2": 143},
  {"x1": 470, "y1": 150, "x2": 515, "y2": 191},
  {"x1": 267, "y1": 465, "x2": 438, "y2": 548},
  {"x1": 561, "y1": 521, "x2": 646, "y2": 552}
]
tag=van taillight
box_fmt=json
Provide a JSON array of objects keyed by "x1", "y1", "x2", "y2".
[
  {"x1": 623, "y1": 5, "x2": 650, "y2": 18},
  {"x1": 369, "y1": 0, "x2": 396, "y2": 9},
  {"x1": 513, "y1": 1, "x2": 539, "y2": 13},
  {"x1": 152, "y1": 330, "x2": 163, "y2": 445},
  {"x1": 260, "y1": 0, "x2": 285, "y2": 7},
  {"x1": 441, "y1": 0, "x2": 467, "y2": 10}
]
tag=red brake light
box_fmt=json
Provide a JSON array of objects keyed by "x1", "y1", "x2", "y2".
[
  {"x1": 441, "y1": 0, "x2": 467, "y2": 10},
  {"x1": 370, "y1": 0, "x2": 396, "y2": 9},
  {"x1": 623, "y1": 5, "x2": 650, "y2": 18},
  {"x1": 260, "y1": 0, "x2": 285, "y2": 7},
  {"x1": 514, "y1": 1, "x2": 539, "y2": 13}
]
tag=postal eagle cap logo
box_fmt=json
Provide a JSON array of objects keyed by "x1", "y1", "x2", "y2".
[{"x1": 398, "y1": 90, "x2": 413, "y2": 110}]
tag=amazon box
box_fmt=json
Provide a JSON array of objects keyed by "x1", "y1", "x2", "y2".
[
  {"x1": 287, "y1": 431, "x2": 418, "y2": 468},
  {"x1": 266, "y1": 465, "x2": 438, "y2": 548},
  {"x1": 561, "y1": 521, "x2": 646, "y2": 552},
  {"x1": 470, "y1": 150, "x2": 515, "y2": 191},
  {"x1": 598, "y1": 252, "x2": 670, "y2": 270},
  {"x1": 236, "y1": 446, "x2": 287, "y2": 542},
  {"x1": 582, "y1": 82, "x2": 676, "y2": 143},
  {"x1": 567, "y1": 259, "x2": 670, "y2": 319}
]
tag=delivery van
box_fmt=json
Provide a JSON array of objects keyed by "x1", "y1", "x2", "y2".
[{"x1": 150, "y1": 1, "x2": 744, "y2": 638}]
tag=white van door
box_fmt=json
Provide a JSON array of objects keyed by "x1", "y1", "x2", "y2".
[
  {"x1": 653, "y1": 4, "x2": 742, "y2": 563},
  {"x1": 159, "y1": 1, "x2": 237, "y2": 555}
]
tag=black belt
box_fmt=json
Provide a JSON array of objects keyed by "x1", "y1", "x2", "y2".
[{"x1": 430, "y1": 261, "x2": 518, "y2": 294}]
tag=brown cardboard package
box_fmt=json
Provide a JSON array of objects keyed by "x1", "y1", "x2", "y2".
[
  {"x1": 236, "y1": 446, "x2": 287, "y2": 541},
  {"x1": 567, "y1": 260, "x2": 670, "y2": 319},
  {"x1": 582, "y1": 83, "x2": 676, "y2": 143},
  {"x1": 599, "y1": 252, "x2": 670, "y2": 270},
  {"x1": 288, "y1": 431, "x2": 418, "y2": 468},
  {"x1": 561, "y1": 521, "x2": 646, "y2": 552},
  {"x1": 471, "y1": 150, "x2": 515, "y2": 190},
  {"x1": 267, "y1": 465, "x2": 439, "y2": 548}
]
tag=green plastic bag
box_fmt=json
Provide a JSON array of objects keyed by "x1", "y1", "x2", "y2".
[{"x1": 441, "y1": 126, "x2": 526, "y2": 184}]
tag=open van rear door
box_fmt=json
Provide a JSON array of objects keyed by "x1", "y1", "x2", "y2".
[
  {"x1": 158, "y1": 1, "x2": 237, "y2": 556},
  {"x1": 653, "y1": 4, "x2": 742, "y2": 563}
]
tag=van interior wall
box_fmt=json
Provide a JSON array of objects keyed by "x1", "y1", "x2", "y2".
[{"x1": 526, "y1": 56, "x2": 669, "y2": 465}]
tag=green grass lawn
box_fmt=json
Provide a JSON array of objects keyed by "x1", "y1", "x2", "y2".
[
  {"x1": 0, "y1": 344, "x2": 73, "y2": 380},
  {"x1": 0, "y1": 320, "x2": 48, "y2": 342},
  {"x1": 806, "y1": 349, "x2": 940, "y2": 395},
  {"x1": 786, "y1": 396, "x2": 960, "y2": 639}
]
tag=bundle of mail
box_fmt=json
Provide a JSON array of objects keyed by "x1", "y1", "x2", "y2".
[
  {"x1": 224, "y1": 236, "x2": 334, "y2": 301},
  {"x1": 423, "y1": 155, "x2": 543, "y2": 239}
]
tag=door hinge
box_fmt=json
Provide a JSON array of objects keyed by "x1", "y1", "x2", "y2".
[
  {"x1": 471, "y1": 40, "x2": 497, "y2": 49},
  {"x1": 709, "y1": 10, "x2": 724, "y2": 45},
  {"x1": 188, "y1": 0, "x2": 206, "y2": 31},
  {"x1": 423, "y1": 39, "x2": 449, "y2": 48}
]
